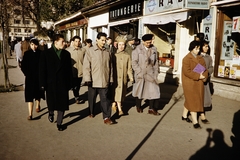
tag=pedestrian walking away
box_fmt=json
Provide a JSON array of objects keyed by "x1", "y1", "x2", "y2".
[
  {"x1": 39, "y1": 34, "x2": 73, "y2": 131},
  {"x1": 14, "y1": 38, "x2": 22, "y2": 67},
  {"x1": 83, "y1": 32, "x2": 114, "y2": 125}
]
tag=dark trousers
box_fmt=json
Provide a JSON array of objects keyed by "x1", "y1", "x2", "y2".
[
  {"x1": 136, "y1": 98, "x2": 158, "y2": 110},
  {"x1": 88, "y1": 86, "x2": 111, "y2": 119},
  {"x1": 49, "y1": 110, "x2": 65, "y2": 125},
  {"x1": 72, "y1": 77, "x2": 82, "y2": 99}
]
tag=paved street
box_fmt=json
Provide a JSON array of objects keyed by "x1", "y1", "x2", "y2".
[{"x1": 0, "y1": 58, "x2": 239, "y2": 160}]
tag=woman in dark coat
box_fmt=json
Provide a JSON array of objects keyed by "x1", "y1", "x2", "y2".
[
  {"x1": 21, "y1": 38, "x2": 45, "y2": 120},
  {"x1": 39, "y1": 34, "x2": 72, "y2": 131}
]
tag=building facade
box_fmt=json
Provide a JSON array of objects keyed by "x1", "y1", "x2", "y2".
[
  {"x1": 8, "y1": 7, "x2": 37, "y2": 41},
  {"x1": 54, "y1": 0, "x2": 240, "y2": 101}
]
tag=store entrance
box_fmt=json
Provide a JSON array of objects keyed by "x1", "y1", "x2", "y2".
[{"x1": 109, "y1": 20, "x2": 139, "y2": 41}]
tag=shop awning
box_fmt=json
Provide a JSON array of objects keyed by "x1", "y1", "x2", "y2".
[{"x1": 142, "y1": 11, "x2": 190, "y2": 25}]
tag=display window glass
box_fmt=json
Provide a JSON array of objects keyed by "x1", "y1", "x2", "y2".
[{"x1": 215, "y1": 6, "x2": 240, "y2": 80}]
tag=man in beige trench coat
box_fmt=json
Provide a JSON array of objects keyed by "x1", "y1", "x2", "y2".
[
  {"x1": 83, "y1": 32, "x2": 113, "y2": 125},
  {"x1": 132, "y1": 34, "x2": 160, "y2": 115}
]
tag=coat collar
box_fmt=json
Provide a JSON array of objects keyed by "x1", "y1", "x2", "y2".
[{"x1": 187, "y1": 52, "x2": 202, "y2": 64}]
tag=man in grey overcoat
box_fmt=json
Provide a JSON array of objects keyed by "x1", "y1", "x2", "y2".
[{"x1": 132, "y1": 34, "x2": 161, "y2": 115}]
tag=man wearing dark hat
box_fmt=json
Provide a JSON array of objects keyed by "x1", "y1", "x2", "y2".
[
  {"x1": 132, "y1": 33, "x2": 161, "y2": 115},
  {"x1": 125, "y1": 34, "x2": 135, "y2": 57}
]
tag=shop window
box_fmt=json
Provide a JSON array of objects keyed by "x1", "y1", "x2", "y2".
[
  {"x1": 146, "y1": 23, "x2": 176, "y2": 68},
  {"x1": 215, "y1": 7, "x2": 240, "y2": 81}
]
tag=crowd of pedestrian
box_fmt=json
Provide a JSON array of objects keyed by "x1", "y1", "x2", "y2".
[{"x1": 17, "y1": 31, "x2": 213, "y2": 131}]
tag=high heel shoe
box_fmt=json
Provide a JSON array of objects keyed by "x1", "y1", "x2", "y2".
[
  {"x1": 193, "y1": 123, "x2": 201, "y2": 129},
  {"x1": 36, "y1": 106, "x2": 41, "y2": 113},
  {"x1": 27, "y1": 115, "x2": 32, "y2": 120},
  {"x1": 182, "y1": 116, "x2": 192, "y2": 123},
  {"x1": 201, "y1": 119, "x2": 210, "y2": 124}
]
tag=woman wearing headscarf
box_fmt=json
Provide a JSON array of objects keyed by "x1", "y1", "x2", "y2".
[{"x1": 111, "y1": 38, "x2": 133, "y2": 116}]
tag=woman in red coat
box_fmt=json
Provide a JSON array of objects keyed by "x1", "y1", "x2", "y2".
[
  {"x1": 181, "y1": 40, "x2": 208, "y2": 129},
  {"x1": 21, "y1": 38, "x2": 45, "y2": 120}
]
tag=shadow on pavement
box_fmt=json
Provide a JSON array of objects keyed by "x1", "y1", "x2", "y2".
[
  {"x1": 190, "y1": 110, "x2": 240, "y2": 160},
  {"x1": 125, "y1": 93, "x2": 184, "y2": 160}
]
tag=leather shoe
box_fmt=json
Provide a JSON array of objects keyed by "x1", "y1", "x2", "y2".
[
  {"x1": 48, "y1": 114, "x2": 54, "y2": 123},
  {"x1": 148, "y1": 109, "x2": 160, "y2": 115},
  {"x1": 89, "y1": 114, "x2": 94, "y2": 118},
  {"x1": 182, "y1": 116, "x2": 192, "y2": 123},
  {"x1": 104, "y1": 118, "x2": 113, "y2": 125},
  {"x1": 136, "y1": 107, "x2": 143, "y2": 113},
  {"x1": 57, "y1": 124, "x2": 63, "y2": 131},
  {"x1": 193, "y1": 123, "x2": 202, "y2": 129},
  {"x1": 27, "y1": 115, "x2": 32, "y2": 120}
]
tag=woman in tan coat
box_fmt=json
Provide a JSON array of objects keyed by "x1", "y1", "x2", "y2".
[
  {"x1": 182, "y1": 40, "x2": 208, "y2": 129},
  {"x1": 112, "y1": 38, "x2": 133, "y2": 116}
]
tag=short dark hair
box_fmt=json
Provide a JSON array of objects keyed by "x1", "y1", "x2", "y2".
[
  {"x1": 72, "y1": 36, "x2": 81, "y2": 41},
  {"x1": 52, "y1": 34, "x2": 64, "y2": 42},
  {"x1": 96, "y1": 32, "x2": 107, "y2": 39},
  {"x1": 30, "y1": 38, "x2": 39, "y2": 45},
  {"x1": 85, "y1": 39, "x2": 92, "y2": 43},
  {"x1": 188, "y1": 40, "x2": 201, "y2": 51},
  {"x1": 107, "y1": 37, "x2": 112, "y2": 40},
  {"x1": 200, "y1": 40, "x2": 210, "y2": 55}
]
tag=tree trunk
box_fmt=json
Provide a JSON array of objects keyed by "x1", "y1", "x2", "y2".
[{"x1": 1, "y1": 0, "x2": 11, "y2": 89}]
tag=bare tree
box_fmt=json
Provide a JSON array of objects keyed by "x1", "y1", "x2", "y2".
[{"x1": 0, "y1": 0, "x2": 11, "y2": 89}]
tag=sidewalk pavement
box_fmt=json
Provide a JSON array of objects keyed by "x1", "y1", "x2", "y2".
[{"x1": 0, "y1": 58, "x2": 239, "y2": 159}]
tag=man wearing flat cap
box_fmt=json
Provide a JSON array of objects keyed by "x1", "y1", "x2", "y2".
[
  {"x1": 125, "y1": 34, "x2": 135, "y2": 57},
  {"x1": 132, "y1": 33, "x2": 161, "y2": 115}
]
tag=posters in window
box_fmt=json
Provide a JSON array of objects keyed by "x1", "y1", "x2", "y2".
[
  {"x1": 218, "y1": 65, "x2": 224, "y2": 77},
  {"x1": 221, "y1": 21, "x2": 234, "y2": 60},
  {"x1": 229, "y1": 67, "x2": 237, "y2": 79}
]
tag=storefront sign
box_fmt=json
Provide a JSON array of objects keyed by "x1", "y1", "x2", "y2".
[
  {"x1": 145, "y1": 0, "x2": 209, "y2": 15},
  {"x1": 184, "y1": 0, "x2": 209, "y2": 9},
  {"x1": 203, "y1": 8, "x2": 213, "y2": 42},
  {"x1": 232, "y1": 16, "x2": 240, "y2": 33},
  {"x1": 145, "y1": 0, "x2": 183, "y2": 15},
  {"x1": 221, "y1": 21, "x2": 234, "y2": 60},
  {"x1": 109, "y1": 1, "x2": 143, "y2": 22},
  {"x1": 59, "y1": 19, "x2": 87, "y2": 30}
]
